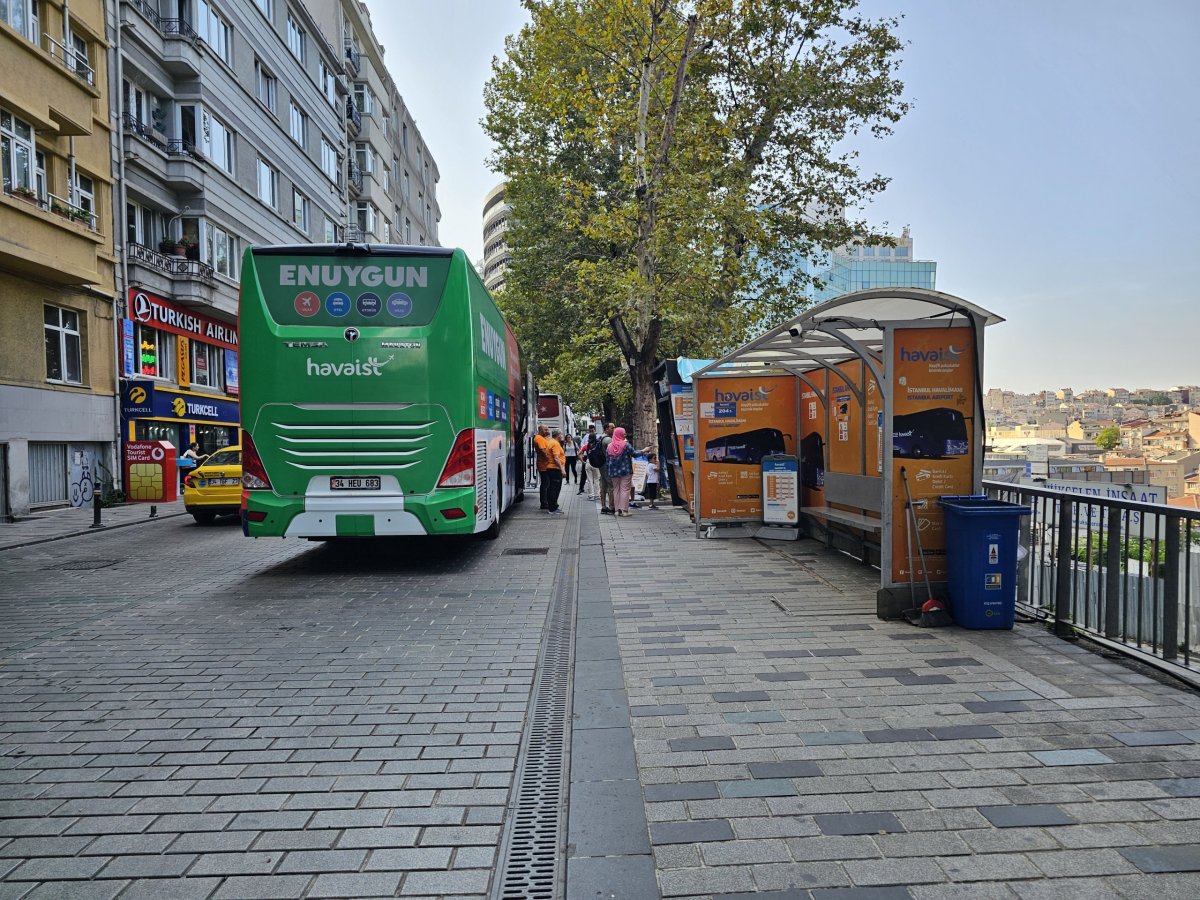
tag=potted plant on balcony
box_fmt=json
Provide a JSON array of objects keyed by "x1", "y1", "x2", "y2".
[
  {"x1": 70, "y1": 208, "x2": 92, "y2": 226},
  {"x1": 158, "y1": 238, "x2": 179, "y2": 255},
  {"x1": 9, "y1": 185, "x2": 38, "y2": 204},
  {"x1": 177, "y1": 237, "x2": 197, "y2": 259}
]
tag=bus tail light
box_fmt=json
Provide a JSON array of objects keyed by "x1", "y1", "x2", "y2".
[
  {"x1": 241, "y1": 430, "x2": 273, "y2": 490},
  {"x1": 442, "y1": 508, "x2": 467, "y2": 520},
  {"x1": 437, "y1": 429, "x2": 475, "y2": 488}
]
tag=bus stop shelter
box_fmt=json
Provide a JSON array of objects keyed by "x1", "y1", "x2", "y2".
[{"x1": 690, "y1": 288, "x2": 1004, "y2": 617}]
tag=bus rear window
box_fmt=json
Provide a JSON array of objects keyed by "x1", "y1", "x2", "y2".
[
  {"x1": 538, "y1": 396, "x2": 561, "y2": 418},
  {"x1": 250, "y1": 254, "x2": 452, "y2": 327}
]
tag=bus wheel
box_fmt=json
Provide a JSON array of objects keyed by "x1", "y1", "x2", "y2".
[{"x1": 483, "y1": 473, "x2": 501, "y2": 540}]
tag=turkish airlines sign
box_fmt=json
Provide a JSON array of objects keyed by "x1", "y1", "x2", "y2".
[{"x1": 128, "y1": 288, "x2": 238, "y2": 351}]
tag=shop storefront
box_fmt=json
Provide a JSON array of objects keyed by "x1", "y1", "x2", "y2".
[{"x1": 120, "y1": 288, "x2": 240, "y2": 457}]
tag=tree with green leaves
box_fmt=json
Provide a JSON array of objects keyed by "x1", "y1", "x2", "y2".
[
  {"x1": 1095, "y1": 425, "x2": 1121, "y2": 451},
  {"x1": 484, "y1": 0, "x2": 909, "y2": 441}
]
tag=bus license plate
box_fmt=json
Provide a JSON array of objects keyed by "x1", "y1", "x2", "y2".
[{"x1": 330, "y1": 477, "x2": 381, "y2": 491}]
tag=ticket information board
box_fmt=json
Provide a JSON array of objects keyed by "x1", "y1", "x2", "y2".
[
  {"x1": 695, "y1": 374, "x2": 796, "y2": 523},
  {"x1": 761, "y1": 455, "x2": 799, "y2": 526},
  {"x1": 889, "y1": 326, "x2": 976, "y2": 584}
]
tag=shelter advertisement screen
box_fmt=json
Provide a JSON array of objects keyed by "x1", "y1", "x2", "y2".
[
  {"x1": 799, "y1": 370, "x2": 827, "y2": 508},
  {"x1": 695, "y1": 375, "x2": 796, "y2": 522},
  {"x1": 889, "y1": 326, "x2": 976, "y2": 583}
]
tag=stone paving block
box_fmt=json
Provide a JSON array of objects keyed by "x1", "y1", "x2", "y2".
[
  {"x1": 862, "y1": 728, "x2": 935, "y2": 743},
  {"x1": 749, "y1": 861, "x2": 853, "y2": 890},
  {"x1": 938, "y1": 852, "x2": 1042, "y2": 882},
  {"x1": 668, "y1": 736, "x2": 736, "y2": 752},
  {"x1": 96, "y1": 853, "x2": 196, "y2": 878},
  {"x1": 212, "y1": 874, "x2": 312, "y2": 899},
  {"x1": 725, "y1": 711, "x2": 785, "y2": 724},
  {"x1": 844, "y1": 857, "x2": 945, "y2": 886},
  {"x1": 658, "y1": 863, "x2": 756, "y2": 896},
  {"x1": 1029, "y1": 749, "x2": 1113, "y2": 766},
  {"x1": 254, "y1": 830, "x2": 340, "y2": 851},
  {"x1": 748, "y1": 760, "x2": 823, "y2": 779},
  {"x1": 928, "y1": 725, "x2": 1002, "y2": 741},
  {"x1": 5, "y1": 856, "x2": 109, "y2": 880},
  {"x1": 650, "y1": 819, "x2": 735, "y2": 845},
  {"x1": 308, "y1": 873, "x2": 402, "y2": 898},
  {"x1": 713, "y1": 691, "x2": 771, "y2": 703},
  {"x1": 116, "y1": 877, "x2": 223, "y2": 899},
  {"x1": 1112, "y1": 730, "x2": 1193, "y2": 746},
  {"x1": 978, "y1": 804, "x2": 1076, "y2": 828},
  {"x1": 814, "y1": 812, "x2": 905, "y2": 836},
  {"x1": 963, "y1": 701, "x2": 1029, "y2": 714},
  {"x1": 784, "y1": 834, "x2": 881, "y2": 861},
  {"x1": 399, "y1": 868, "x2": 490, "y2": 895},
  {"x1": 800, "y1": 731, "x2": 867, "y2": 746},
  {"x1": 365, "y1": 846, "x2": 452, "y2": 869},
  {"x1": 1119, "y1": 844, "x2": 1200, "y2": 873},
  {"x1": 1153, "y1": 777, "x2": 1200, "y2": 797},
  {"x1": 719, "y1": 779, "x2": 797, "y2": 798},
  {"x1": 565, "y1": 854, "x2": 657, "y2": 900},
  {"x1": 1027, "y1": 848, "x2": 1140, "y2": 877},
  {"x1": 631, "y1": 704, "x2": 689, "y2": 717},
  {"x1": 188, "y1": 851, "x2": 282, "y2": 876},
  {"x1": 20, "y1": 882, "x2": 128, "y2": 900},
  {"x1": 643, "y1": 782, "x2": 721, "y2": 802}
]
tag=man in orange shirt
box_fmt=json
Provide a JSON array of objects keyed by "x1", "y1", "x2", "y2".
[{"x1": 534, "y1": 425, "x2": 566, "y2": 514}]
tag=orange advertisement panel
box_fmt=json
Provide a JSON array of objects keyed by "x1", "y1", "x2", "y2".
[
  {"x1": 828, "y1": 361, "x2": 863, "y2": 475},
  {"x1": 799, "y1": 369, "x2": 826, "y2": 509},
  {"x1": 865, "y1": 359, "x2": 883, "y2": 476},
  {"x1": 695, "y1": 375, "x2": 797, "y2": 522},
  {"x1": 889, "y1": 327, "x2": 976, "y2": 584}
]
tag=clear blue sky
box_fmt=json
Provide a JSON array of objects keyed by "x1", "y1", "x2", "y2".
[{"x1": 368, "y1": 0, "x2": 1199, "y2": 395}]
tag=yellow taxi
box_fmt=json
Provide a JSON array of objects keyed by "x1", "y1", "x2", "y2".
[{"x1": 182, "y1": 444, "x2": 242, "y2": 524}]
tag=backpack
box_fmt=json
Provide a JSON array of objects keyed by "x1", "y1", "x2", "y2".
[{"x1": 587, "y1": 437, "x2": 608, "y2": 469}]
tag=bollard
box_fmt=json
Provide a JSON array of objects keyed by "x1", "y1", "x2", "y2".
[
  {"x1": 90, "y1": 484, "x2": 105, "y2": 529},
  {"x1": 149, "y1": 504, "x2": 158, "y2": 519}
]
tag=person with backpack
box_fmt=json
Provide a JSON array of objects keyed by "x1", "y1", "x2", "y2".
[{"x1": 593, "y1": 422, "x2": 616, "y2": 514}]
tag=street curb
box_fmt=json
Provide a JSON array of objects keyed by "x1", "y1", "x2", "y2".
[{"x1": 0, "y1": 510, "x2": 190, "y2": 553}]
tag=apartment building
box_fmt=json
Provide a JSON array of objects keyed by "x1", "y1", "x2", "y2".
[
  {"x1": 309, "y1": 0, "x2": 439, "y2": 246},
  {"x1": 111, "y1": 0, "x2": 347, "y2": 466},
  {"x1": 1, "y1": 0, "x2": 116, "y2": 518},
  {"x1": 482, "y1": 180, "x2": 510, "y2": 292}
]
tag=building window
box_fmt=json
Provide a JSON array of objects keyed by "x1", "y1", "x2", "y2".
[
  {"x1": 292, "y1": 189, "x2": 309, "y2": 231},
  {"x1": 44, "y1": 305, "x2": 83, "y2": 385},
  {"x1": 1, "y1": 0, "x2": 39, "y2": 42},
  {"x1": 73, "y1": 172, "x2": 95, "y2": 226},
  {"x1": 289, "y1": 102, "x2": 307, "y2": 147},
  {"x1": 353, "y1": 83, "x2": 373, "y2": 116},
  {"x1": 255, "y1": 61, "x2": 277, "y2": 111},
  {"x1": 257, "y1": 158, "x2": 278, "y2": 207},
  {"x1": 402, "y1": 169, "x2": 409, "y2": 198},
  {"x1": 401, "y1": 121, "x2": 407, "y2": 150},
  {"x1": 254, "y1": 0, "x2": 272, "y2": 18},
  {"x1": 320, "y1": 138, "x2": 338, "y2": 183},
  {"x1": 353, "y1": 141, "x2": 372, "y2": 175},
  {"x1": 134, "y1": 323, "x2": 172, "y2": 380},
  {"x1": 201, "y1": 110, "x2": 234, "y2": 175},
  {"x1": 319, "y1": 61, "x2": 337, "y2": 107},
  {"x1": 381, "y1": 166, "x2": 389, "y2": 194},
  {"x1": 191, "y1": 341, "x2": 222, "y2": 389},
  {"x1": 287, "y1": 15, "x2": 306, "y2": 63},
  {"x1": 206, "y1": 222, "x2": 237, "y2": 278},
  {"x1": 404, "y1": 217, "x2": 410, "y2": 243},
  {"x1": 1, "y1": 107, "x2": 35, "y2": 193},
  {"x1": 354, "y1": 201, "x2": 375, "y2": 238},
  {"x1": 322, "y1": 216, "x2": 340, "y2": 243},
  {"x1": 198, "y1": 0, "x2": 232, "y2": 64}
]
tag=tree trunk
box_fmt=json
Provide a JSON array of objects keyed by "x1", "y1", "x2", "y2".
[{"x1": 630, "y1": 353, "x2": 658, "y2": 453}]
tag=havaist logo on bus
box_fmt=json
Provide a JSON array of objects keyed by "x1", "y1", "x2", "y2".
[{"x1": 305, "y1": 355, "x2": 395, "y2": 377}]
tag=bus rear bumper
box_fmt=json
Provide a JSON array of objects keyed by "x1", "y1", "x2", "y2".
[{"x1": 245, "y1": 489, "x2": 478, "y2": 538}]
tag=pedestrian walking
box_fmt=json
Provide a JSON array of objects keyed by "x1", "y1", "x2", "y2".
[
  {"x1": 596, "y1": 422, "x2": 616, "y2": 513},
  {"x1": 643, "y1": 452, "x2": 661, "y2": 509},
  {"x1": 607, "y1": 426, "x2": 636, "y2": 516},
  {"x1": 580, "y1": 425, "x2": 599, "y2": 498},
  {"x1": 562, "y1": 432, "x2": 578, "y2": 484},
  {"x1": 544, "y1": 429, "x2": 567, "y2": 515}
]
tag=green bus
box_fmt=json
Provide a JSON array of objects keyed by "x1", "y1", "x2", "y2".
[{"x1": 238, "y1": 244, "x2": 533, "y2": 539}]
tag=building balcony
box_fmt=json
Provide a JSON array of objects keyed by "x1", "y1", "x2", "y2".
[
  {"x1": 346, "y1": 97, "x2": 361, "y2": 134},
  {"x1": 344, "y1": 44, "x2": 361, "y2": 77},
  {"x1": 1, "y1": 26, "x2": 99, "y2": 136},
  {"x1": 121, "y1": 115, "x2": 206, "y2": 193},
  {"x1": 120, "y1": 0, "x2": 201, "y2": 78},
  {"x1": 1, "y1": 188, "x2": 106, "y2": 285},
  {"x1": 127, "y1": 242, "x2": 215, "y2": 305},
  {"x1": 347, "y1": 161, "x2": 364, "y2": 195}
]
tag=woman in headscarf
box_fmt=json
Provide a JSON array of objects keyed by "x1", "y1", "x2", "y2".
[{"x1": 606, "y1": 426, "x2": 636, "y2": 516}]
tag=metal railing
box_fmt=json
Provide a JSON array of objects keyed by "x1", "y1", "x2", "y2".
[
  {"x1": 347, "y1": 160, "x2": 364, "y2": 193},
  {"x1": 128, "y1": 242, "x2": 214, "y2": 283},
  {"x1": 126, "y1": 0, "x2": 161, "y2": 27},
  {"x1": 345, "y1": 97, "x2": 362, "y2": 133},
  {"x1": 47, "y1": 192, "x2": 96, "y2": 230},
  {"x1": 122, "y1": 115, "x2": 204, "y2": 161},
  {"x1": 44, "y1": 34, "x2": 95, "y2": 85},
  {"x1": 985, "y1": 480, "x2": 1200, "y2": 682},
  {"x1": 160, "y1": 17, "x2": 199, "y2": 43},
  {"x1": 344, "y1": 43, "x2": 361, "y2": 75}
]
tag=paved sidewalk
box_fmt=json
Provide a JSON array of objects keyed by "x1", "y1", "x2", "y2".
[
  {"x1": 0, "y1": 500, "x2": 188, "y2": 552},
  {"x1": 597, "y1": 504, "x2": 1200, "y2": 899}
]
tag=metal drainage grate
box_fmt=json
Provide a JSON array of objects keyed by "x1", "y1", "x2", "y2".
[
  {"x1": 503, "y1": 547, "x2": 549, "y2": 556},
  {"x1": 52, "y1": 559, "x2": 123, "y2": 571},
  {"x1": 492, "y1": 520, "x2": 578, "y2": 899}
]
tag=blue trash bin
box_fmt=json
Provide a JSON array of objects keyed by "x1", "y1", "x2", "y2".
[{"x1": 939, "y1": 495, "x2": 1031, "y2": 629}]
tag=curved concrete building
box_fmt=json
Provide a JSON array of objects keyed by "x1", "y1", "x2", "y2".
[{"x1": 482, "y1": 181, "x2": 512, "y2": 292}]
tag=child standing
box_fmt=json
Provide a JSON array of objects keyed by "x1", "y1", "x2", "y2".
[{"x1": 643, "y1": 453, "x2": 661, "y2": 509}]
